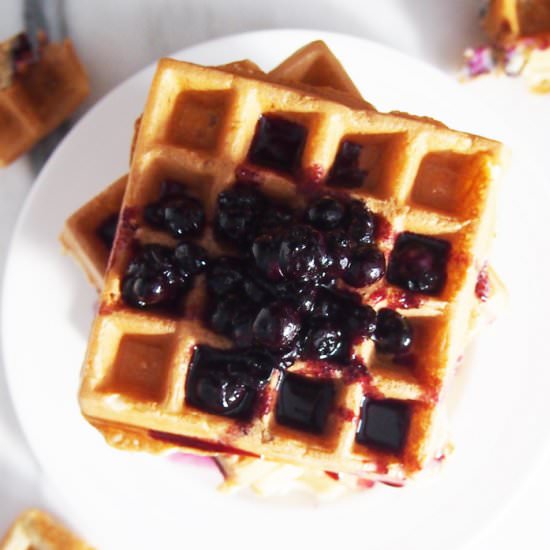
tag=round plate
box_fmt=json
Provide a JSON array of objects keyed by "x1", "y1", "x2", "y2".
[{"x1": 2, "y1": 30, "x2": 548, "y2": 550}]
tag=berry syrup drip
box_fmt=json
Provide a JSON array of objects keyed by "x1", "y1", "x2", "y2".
[
  {"x1": 475, "y1": 264, "x2": 490, "y2": 302},
  {"x1": 149, "y1": 429, "x2": 259, "y2": 457},
  {"x1": 144, "y1": 179, "x2": 205, "y2": 239}
]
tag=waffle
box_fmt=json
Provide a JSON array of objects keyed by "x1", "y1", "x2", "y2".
[
  {"x1": 465, "y1": 0, "x2": 550, "y2": 92},
  {"x1": 77, "y1": 52, "x2": 504, "y2": 482},
  {"x1": 0, "y1": 509, "x2": 92, "y2": 550},
  {"x1": 62, "y1": 47, "x2": 383, "y2": 493},
  {"x1": 0, "y1": 33, "x2": 89, "y2": 166},
  {"x1": 62, "y1": 46, "x2": 504, "y2": 492}
]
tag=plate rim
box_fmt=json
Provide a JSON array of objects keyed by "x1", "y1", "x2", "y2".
[{"x1": 1, "y1": 28, "x2": 548, "y2": 550}]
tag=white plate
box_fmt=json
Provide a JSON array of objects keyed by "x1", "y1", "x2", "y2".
[{"x1": 2, "y1": 29, "x2": 549, "y2": 550}]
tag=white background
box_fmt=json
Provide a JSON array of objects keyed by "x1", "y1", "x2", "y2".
[{"x1": 1, "y1": 0, "x2": 549, "y2": 548}]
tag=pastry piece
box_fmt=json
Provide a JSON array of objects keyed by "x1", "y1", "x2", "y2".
[
  {"x1": 78, "y1": 56, "x2": 505, "y2": 483},
  {"x1": 465, "y1": 0, "x2": 550, "y2": 92},
  {"x1": 0, "y1": 33, "x2": 89, "y2": 166},
  {"x1": 0, "y1": 509, "x2": 92, "y2": 550}
]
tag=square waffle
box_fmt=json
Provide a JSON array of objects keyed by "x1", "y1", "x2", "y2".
[
  {"x1": 62, "y1": 47, "x2": 384, "y2": 494},
  {"x1": 0, "y1": 509, "x2": 92, "y2": 550},
  {"x1": 78, "y1": 55, "x2": 505, "y2": 481},
  {"x1": 0, "y1": 33, "x2": 89, "y2": 166},
  {"x1": 465, "y1": 0, "x2": 550, "y2": 92}
]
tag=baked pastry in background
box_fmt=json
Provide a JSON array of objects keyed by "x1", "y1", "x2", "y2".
[
  {"x1": 465, "y1": 0, "x2": 550, "y2": 92},
  {"x1": 0, "y1": 32, "x2": 89, "y2": 166},
  {"x1": 0, "y1": 509, "x2": 92, "y2": 550}
]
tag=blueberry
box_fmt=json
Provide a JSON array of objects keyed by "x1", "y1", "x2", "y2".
[
  {"x1": 253, "y1": 302, "x2": 301, "y2": 350},
  {"x1": 218, "y1": 183, "x2": 266, "y2": 212},
  {"x1": 194, "y1": 373, "x2": 248, "y2": 415},
  {"x1": 243, "y1": 275, "x2": 271, "y2": 303},
  {"x1": 305, "y1": 322, "x2": 345, "y2": 361},
  {"x1": 343, "y1": 245, "x2": 385, "y2": 287},
  {"x1": 121, "y1": 244, "x2": 188, "y2": 309},
  {"x1": 287, "y1": 284, "x2": 318, "y2": 314},
  {"x1": 121, "y1": 274, "x2": 172, "y2": 308},
  {"x1": 305, "y1": 196, "x2": 347, "y2": 231},
  {"x1": 325, "y1": 229, "x2": 353, "y2": 275},
  {"x1": 210, "y1": 295, "x2": 243, "y2": 335},
  {"x1": 143, "y1": 202, "x2": 165, "y2": 227},
  {"x1": 164, "y1": 196, "x2": 205, "y2": 237},
  {"x1": 347, "y1": 200, "x2": 375, "y2": 244},
  {"x1": 373, "y1": 308, "x2": 412, "y2": 354},
  {"x1": 96, "y1": 213, "x2": 119, "y2": 249},
  {"x1": 279, "y1": 225, "x2": 332, "y2": 281},
  {"x1": 185, "y1": 345, "x2": 273, "y2": 419},
  {"x1": 236, "y1": 348, "x2": 276, "y2": 384},
  {"x1": 387, "y1": 232, "x2": 450, "y2": 295},
  {"x1": 231, "y1": 304, "x2": 258, "y2": 347},
  {"x1": 311, "y1": 288, "x2": 345, "y2": 320},
  {"x1": 11, "y1": 34, "x2": 34, "y2": 70},
  {"x1": 174, "y1": 242, "x2": 208, "y2": 275},
  {"x1": 258, "y1": 204, "x2": 294, "y2": 234},
  {"x1": 215, "y1": 184, "x2": 266, "y2": 245},
  {"x1": 144, "y1": 196, "x2": 205, "y2": 238},
  {"x1": 206, "y1": 257, "x2": 245, "y2": 295},
  {"x1": 252, "y1": 234, "x2": 284, "y2": 281},
  {"x1": 347, "y1": 304, "x2": 377, "y2": 338}
]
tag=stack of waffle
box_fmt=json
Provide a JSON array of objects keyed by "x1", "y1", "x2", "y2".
[{"x1": 61, "y1": 41, "x2": 506, "y2": 496}]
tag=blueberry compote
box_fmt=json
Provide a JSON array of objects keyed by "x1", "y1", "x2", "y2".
[
  {"x1": 208, "y1": 186, "x2": 389, "y2": 366},
  {"x1": 247, "y1": 115, "x2": 307, "y2": 174},
  {"x1": 201, "y1": 182, "x2": 415, "y2": 436},
  {"x1": 387, "y1": 232, "x2": 450, "y2": 295},
  {"x1": 276, "y1": 373, "x2": 335, "y2": 434},
  {"x1": 356, "y1": 397, "x2": 410, "y2": 453},
  {"x1": 186, "y1": 345, "x2": 274, "y2": 419},
  {"x1": 327, "y1": 141, "x2": 366, "y2": 188},
  {"x1": 121, "y1": 242, "x2": 207, "y2": 311},
  {"x1": 120, "y1": 180, "x2": 209, "y2": 311},
  {"x1": 144, "y1": 179, "x2": 205, "y2": 238}
]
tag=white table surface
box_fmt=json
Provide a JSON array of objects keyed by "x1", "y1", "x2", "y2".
[{"x1": 1, "y1": 0, "x2": 549, "y2": 547}]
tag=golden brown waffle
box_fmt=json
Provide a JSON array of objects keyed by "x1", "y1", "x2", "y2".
[
  {"x1": 0, "y1": 509, "x2": 92, "y2": 550},
  {"x1": 0, "y1": 34, "x2": 89, "y2": 166},
  {"x1": 64, "y1": 47, "x2": 381, "y2": 494},
  {"x1": 268, "y1": 40, "x2": 375, "y2": 110},
  {"x1": 78, "y1": 56, "x2": 504, "y2": 481}
]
